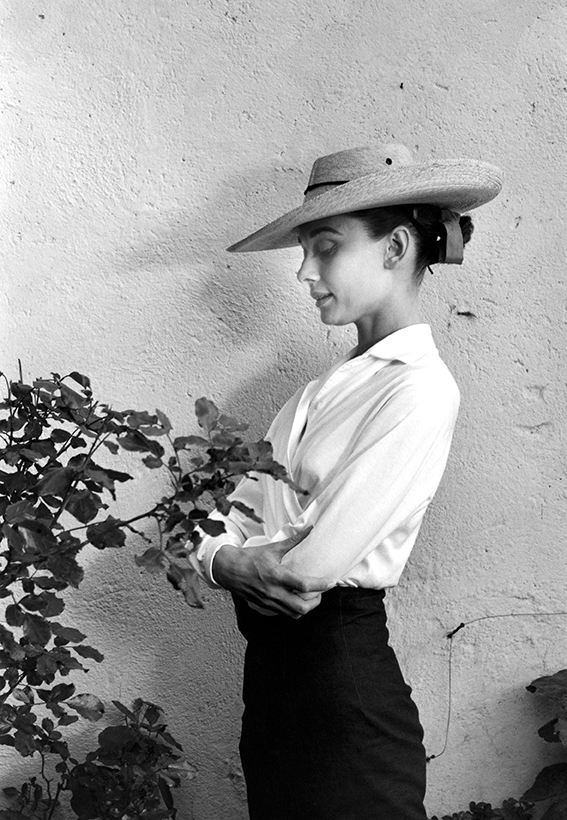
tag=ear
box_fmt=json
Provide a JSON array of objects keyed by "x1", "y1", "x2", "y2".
[{"x1": 383, "y1": 226, "x2": 411, "y2": 270}]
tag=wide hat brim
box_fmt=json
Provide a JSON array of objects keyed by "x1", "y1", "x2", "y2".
[{"x1": 227, "y1": 158, "x2": 503, "y2": 253}]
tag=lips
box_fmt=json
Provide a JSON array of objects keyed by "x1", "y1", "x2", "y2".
[{"x1": 312, "y1": 292, "x2": 333, "y2": 307}]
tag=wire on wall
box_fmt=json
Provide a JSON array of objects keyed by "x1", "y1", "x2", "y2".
[{"x1": 426, "y1": 610, "x2": 567, "y2": 763}]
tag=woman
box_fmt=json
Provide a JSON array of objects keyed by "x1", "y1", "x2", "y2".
[{"x1": 192, "y1": 143, "x2": 503, "y2": 819}]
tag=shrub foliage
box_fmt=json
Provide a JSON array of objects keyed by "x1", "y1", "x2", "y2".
[{"x1": 0, "y1": 370, "x2": 293, "y2": 818}]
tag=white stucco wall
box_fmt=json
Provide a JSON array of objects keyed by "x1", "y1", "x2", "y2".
[{"x1": 1, "y1": 1, "x2": 567, "y2": 817}]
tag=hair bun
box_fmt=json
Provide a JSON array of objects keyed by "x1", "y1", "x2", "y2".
[{"x1": 459, "y1": 214, "x2": 474, "y2": 245}]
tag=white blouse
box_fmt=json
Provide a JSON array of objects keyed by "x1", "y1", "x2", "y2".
[{"x1": 192, "y1": 324, "x2": 460, "y2": 590}]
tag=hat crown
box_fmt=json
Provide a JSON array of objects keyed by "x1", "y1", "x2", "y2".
[
  {"x1": 227, "y1": 143, "x2": 503, "y2": 253},
  {"x1": 306, "y1": 143, "x2": 415, "y2": 192}
]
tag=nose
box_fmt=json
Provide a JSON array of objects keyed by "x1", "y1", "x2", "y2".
[{"x1": 296, "y1": 256, "x2": 319, "y2": 284}]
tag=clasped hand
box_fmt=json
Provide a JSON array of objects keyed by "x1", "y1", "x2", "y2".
[{"x1": 212, "y1": 529, "x2": 331, "y2": 618}]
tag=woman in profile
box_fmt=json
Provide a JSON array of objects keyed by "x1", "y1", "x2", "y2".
[{"x1": 192, "y1": 143, "x2": 503, "y2": 820}]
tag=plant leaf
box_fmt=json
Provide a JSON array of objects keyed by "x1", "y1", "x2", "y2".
[
  {"x1": 173, "y1": 435, "x2": 209, "y2": 449},
  {"x1": 539, "y1": 798, "x2": 567, "y2": 820},
  {"x1": 46, "y1": 553, "x2": 84, "y2": 588},
  {"x1": 166, "y1": 564, "x2": 203, "y2": 608},
  {"x1": 218, "y1": 413, "x2": 249, "y2": 432},
  {"x1": 97, "y1": 724, "x2": 136, "y2": 752},
  {"x1": 67, "y1": 694, "x2": 105, "y2": 722},
  {"x1": 22, "y1": 613, "x2": 52, "y2": 646},
  {"x1": 231, "y1": 500, "x2": 263, "y2": 524},
  {"x1": 195, "y1": 398, "x2": 219, "y2": 433},
  {"x1": 199, "y1": 518, "x2": 226, "y2": 537},
  {"x1": 85, "y1": 466, "x2": 131, "y2": 496},
  {"x1": 50, "y1": 428, "x2": 71, "y2": 443},
  {"x1": 143, "y1": 455, "x2": 163, "y2": 468},
  {"x1": 23, "y1": 591, "x2": 65, "y2": 617},
  {"x1": 135, "y1": 547, "x2": 165, "y2": 574},
  {"x1": 111, "y1": 700, "x2": 137, "y2": 721},
  {"x1": 4, "y1": 500, "x2": 36, "y2": 524},
  {"x1": 36, "y1": 467, "x2": 75, "y2": 498},
  {"x1": 38, "y1": 682, "x2": 75, "y2": 703},
  {"x1": 158, "y1": 777, "x2": 174, "y2": 810},
  {"x1": 539, "y1": 719, "x2": 561, "y2": 743},
  {"x1": 73, "y1": 645, "x2": 104, "y2": 663},
  {"x1": 86, "y1": 517, "x2": 126, "y2": 550},
  {"x1": 14, "y1": 727, "x2": 38, "y2": 756},
  {"x1": 523, "y1": 762, "x2": 567, "y2": 801},
  {"x1": 5, "y1": 605, "x2": 24, "y2": 627},
  {"x1": 527, "y1": 670, "x2": 567, "y2": 699},
  {"x1": 65, "y1": 490, "x2": 101, "y2": 524},
  {"x1": 51, "y1": 624, "x2": 87, "y2": 644},
  {"x1": 155, "y1": 408, "x2": 172, "y2": 434},
  {"x1": 11, "y1": 687, "x2": 34, "y2": 705},
  {"x1": 59, "y1": 384, "x2": 87, "y2": 410},
  {"x1": 68, "y1": 372, "x2": 91, "y2": 390}
]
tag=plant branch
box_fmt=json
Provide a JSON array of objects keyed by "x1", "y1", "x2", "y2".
[
  {"x1": 0, "y1": 671, "x2": 27, "y2": 706},
  {"x1": 49, "y1": 417, "x2": 110, "y2": 529},
  {"x1": 46, "y1": 782, "x2": 63, "y2": 820}
]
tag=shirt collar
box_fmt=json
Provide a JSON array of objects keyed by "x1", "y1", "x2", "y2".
[{"x1": 350, "y1": 324, "x2": 437, "y2": 365}]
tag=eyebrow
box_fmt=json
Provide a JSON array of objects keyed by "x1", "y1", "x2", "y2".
[{"x1": 297, "y1": 226, "x2": 343, "y2": 243}]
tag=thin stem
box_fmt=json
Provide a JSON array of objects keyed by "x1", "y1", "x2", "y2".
[
  {"x1": 1, "y1": 372, "x2": 15, "y2": 448},
  {"x1": 49, "y1": 417, "x2": 110, "y2": 529},
  {"x1": 64, "y1": 504, "x2": 163, "y2": 538},
  {"x1": 0, "y1": 671, "x2": 27, "y2": 706},
  {"x1": 39, "y1": 750, "x2": 53, "y2": 804},
  {"x1": 46, "y1": 782, "x2": 63, "y2": 820},
  {"x1": 166, "y1": 432, "x2": 183, "y2": 491}
]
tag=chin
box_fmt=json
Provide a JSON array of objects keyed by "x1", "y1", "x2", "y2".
[{"x1": 320, "y1": 315, "x2": 349, "y2": 327}]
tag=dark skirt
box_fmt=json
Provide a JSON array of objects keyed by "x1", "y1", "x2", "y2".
[{"x1": 233, "y1": 587, "x2": 427, "y2": 820}]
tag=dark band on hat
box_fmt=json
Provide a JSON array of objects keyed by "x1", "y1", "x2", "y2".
[{"x1": 303, "y1": 180, "x2": 348, "y2": 195}]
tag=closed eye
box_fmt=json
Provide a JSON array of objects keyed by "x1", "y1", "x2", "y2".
[{"x1": 316, "y1": 239, "x2": 337, "y2": 256}]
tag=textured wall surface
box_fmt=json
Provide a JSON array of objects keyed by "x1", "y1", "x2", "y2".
[{"x1": 1, "y1": 0, "x2": 567, "y2": 816}]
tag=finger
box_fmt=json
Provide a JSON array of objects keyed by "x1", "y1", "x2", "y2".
[
  {"x1": 269, "y1": 526, "x2": 314, "y2": 557},
  {"x1": 248, "y1": 601, "x2": 278, "y2": 617},
  {"x1": 292, "y1": 574, "x2": 334, "y2": 594},
  {"x1": 245, "y1": 587, "x2": 321, "y2": 619},
  {"x1": 276, "y1": 568, "x2": 333, "y2": 594},
  {"x1": 288, "y1": 591, "x2": 322, "y2": 617},
  {"x1": 294, "y1": 590, "x2": 324, "y2": 601}
]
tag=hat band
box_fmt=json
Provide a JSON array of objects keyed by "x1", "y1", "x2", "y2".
[{"x1": 303, "y1": 180, "x2": 348, "y2": 196}]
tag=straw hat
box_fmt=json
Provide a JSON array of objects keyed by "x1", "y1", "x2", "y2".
[{"x1": 227, "y1": 143, "x2": 503, "y2": 253}]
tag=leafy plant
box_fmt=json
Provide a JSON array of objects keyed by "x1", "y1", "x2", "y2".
[
  {"x1": 429, "y1": 668, "x2": 567, "y2": 820},
  {"x1": 64, "y1": 699, "x2": 194, "y2": 820},
  {"x1": 429, "y1": 798, "x2": 533, "y2": 820},
  {"x1": 0, "y1": 369, "x2": 295, "y2": 818},
  {"x1": 521, "y1": 669, "x2": 567, "y2": 819}
]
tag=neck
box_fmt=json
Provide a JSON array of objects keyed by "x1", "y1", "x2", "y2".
[{"x1": 354, "y1": 301, "x2": 422, "y2": 356}]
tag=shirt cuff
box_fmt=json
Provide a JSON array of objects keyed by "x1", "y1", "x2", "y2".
[{"x1": 190, "y1": 530, "x2": 242, "y2": 588}]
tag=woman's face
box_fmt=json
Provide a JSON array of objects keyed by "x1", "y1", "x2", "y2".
[{"x1": 296, "y1": 214, "x2": 397, "y2": 328}]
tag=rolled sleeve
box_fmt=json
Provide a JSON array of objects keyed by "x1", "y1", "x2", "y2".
[{"x1": 280, "y1": 384, "x2": 459, "y2": 585}]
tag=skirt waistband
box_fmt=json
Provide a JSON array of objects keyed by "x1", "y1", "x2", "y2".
[{"x1": 233, "y1": 586, "x2": 387, "y2": 642}]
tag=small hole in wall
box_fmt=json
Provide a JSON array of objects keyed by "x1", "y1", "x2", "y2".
[{"x1": 385, "y1": 158, "x2": 392, "y2": 165}]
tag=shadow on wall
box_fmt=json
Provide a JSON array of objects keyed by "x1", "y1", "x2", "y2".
[
  {"x1": 111, "y1": 162, "x2": 340, "y2": 431},
  {"x1": 114, "y1": 165, "x2": 299, "y2": 348}
]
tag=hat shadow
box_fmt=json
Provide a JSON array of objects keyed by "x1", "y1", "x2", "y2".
[
  {"x1": 116, "y1": 166, "x2": 348, "y2": 433},
  {"x1": 116, "y1": 170, "x2": 297, "y2": 348}
]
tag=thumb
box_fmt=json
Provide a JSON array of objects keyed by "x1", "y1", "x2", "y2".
[{"x1": 271, "y1": 526, "x2": 313, "y2": 559}]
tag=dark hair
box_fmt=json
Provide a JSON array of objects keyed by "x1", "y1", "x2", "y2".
[{"x1": 349, "y1": 204, "x2": 474, "y2": 284}]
